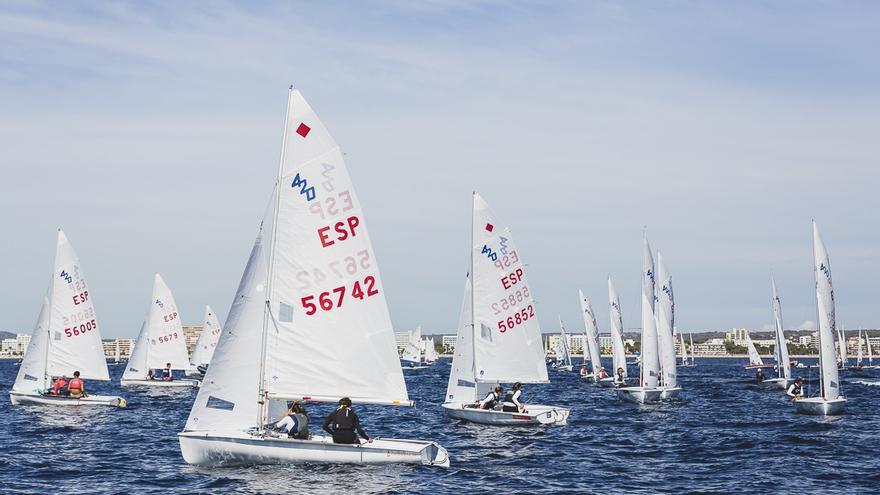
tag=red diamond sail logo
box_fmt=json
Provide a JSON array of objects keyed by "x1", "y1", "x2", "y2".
[
  {"x1": 485, "y1": 223, "x2": 494, "y2": 232},
  {"x1": 296, "y1": 123, "x2": 311, "y2": 138}
]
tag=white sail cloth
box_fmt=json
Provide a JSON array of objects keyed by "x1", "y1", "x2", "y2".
[
  {"x1": 607, "y1": 277, "x2": 627, "y2": 377},
  {"x1": 639, "y1": 235, "x2": 660, "y2": 388},
  {"x1": 445, "y1": 276, "x2": 477, "y2": 403},
  {"x1": 813, "y1": 222, "x2": 841, "y2": 400},
  {"x1": 745, "y1": 334, "x2": 764, "y2": 366},
  {"x1": 578, "y1": 291, "x2": 602, "y2": 376},
  {"x1": 13, "y1": 296, "x2": 51, "y2": 391},
  {"x1": 190, "y1": 305, "x2": 223, "y2": 367},
  {"x1": 401, "y1": 327, "x2": 422, "y2": 363},
  {"x1": 770, "y1": 278, "x2": 791, "y2": 380},
  {"x1": 264, "y1": 89, "x2": 409, "y2": 405},
  {"x1": 655, "y1": 253, "x2": 677, "y2": 388}
]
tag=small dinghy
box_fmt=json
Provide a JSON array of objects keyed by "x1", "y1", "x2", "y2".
[
  {"x1": 400, "y1": 326, "x2": 429, "y2": 370},
  {"x1": 617, "y1": 234, "x2": 663, "y2": 404},
  {"x1": 794, "y1": 222, "x2": 845, "y2": 415},
  {"x1": 442, "y1": 193, "x2": 569, "y2": 426},
  {"x1": 861, "y1": 328, "x2": 879, "y2": 369},
  {"x1": 554, "y1": 318, "x2": 574, "y2": 372},
  {"x1": 120, "y1": 274, "x2": 199, "y2": 389},
  {"x1": 423, "y1": 337, "x2": 439, "y2": 365},
  {"x1": 655, "y1": 253, "x2": 681, "y2": 401},
  {"x1": 578, "y1": 293, "x2": 607, "y2": 385},
  {"x1": 605, "y1": 277, "x2": 629, "y2": 387},
  {"x1": 759, "y1": 278, "x2": 793, "y2": 390},
  {"x1": 10, "y1": 230, "x2": 126, "y2": 408},
  {"x1": 179, "y1": 87, "x2": 448, "y2": 468},
  {"x1": 188, "y1": 305, "x2": 223, "y2": 375}
]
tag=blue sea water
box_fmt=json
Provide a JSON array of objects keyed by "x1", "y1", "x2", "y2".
[{"x1": 1, "y1": 358, "x2": 879, "y2": 494}]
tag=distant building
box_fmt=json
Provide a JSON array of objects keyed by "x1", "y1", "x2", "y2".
[
  {"x1": 102, "y1": 338, "x2": 135, "y2": 358},
  {"x1": 182, "y1": 325, "x2": 202, "y2": 354},
  {"x1": 1, "y1": 334, "x2": 31, "y2": 356},
  {"x1": 598, "y1": 335, "x2": 612, "y2": 354},
  {"x1": 724, "y1": 328, "x2": 750, "y2": 346},
  {"x1": 441, "y1": 335, "x2": 457, "y2": 354},
  {"x1": 693, "y1": 338, "x2": 727, "y2": 356},
  {"x1": 798, "y1": 332, "x2": 819, "y2": 349}
]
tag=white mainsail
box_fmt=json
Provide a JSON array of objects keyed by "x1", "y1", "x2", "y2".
[
  {"x1": 147, "y1": 274, "x2": 190, "y2": 370},
  {"x1": 186, "y1": 231, "x2": 267, "y2": 432},
  {"x1": 557, "y1": 318, "x2": 573, "y2": 367},
  {"x1": 678, "y1": 331, "x2": 687, "y2": 365},
  {"x1": 607, "y1": 277, "x2": 627, "y2": 377},
  {"x1": 655, "y1": 253, "x2": 677, "y2": 389},
  {"x1": 745, "y1": 333, "x2": 764, "y2": 366},
  {"x1": 689, "y1": 333, "x2": 695, "y2": 365},
  {"x1": 114, "y1": 340, "x2": 121, "y2": 363},
  {"x1": 424, "y1": 337, "x2": 439, "y2": 363},
  {"x1": 578, "y1": 291, "x2": 602, "y2": 377},
  {"x1": 857, "y1": 329, "x2": 864, "y2": 366},
  {"x1": 837, "y1": 327, "x2": 848, "y2": 368},
  {"x1": 190, "y1": 305, "x2": 223, "y2": 367},
  {"x1": 639, "y1": 235, "x2": 660, "y2": 388},
  {"x1": 263, "y1": 88, "x2": 408, "y2": 406},
  {"x1": 868, "y1": 329, "x2": 874, "y2": 365},
  {"x1": 813, "y1": 221, "x2": 841, "y2": 400},
  {"x1": 445, "y1": 275, "x2": 478, "y2": 403},
  {"x1": 401, "y1": 327, "x2": 422, "y2": 364},
  {"x1": 471, "y1": 194, "x2": 548, "y2": 384},
  {"x1": 14, "y1": 231, "x2": 110, "y2": 392},
  {"x1": 771, "y1": 277, "x2": 791, "y2": 380}
]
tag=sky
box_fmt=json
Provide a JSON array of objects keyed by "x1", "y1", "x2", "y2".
[{"x1": 1, "y1": 1, "x2": 879, "y2": 339}]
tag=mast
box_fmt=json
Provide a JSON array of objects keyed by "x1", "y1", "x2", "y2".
[
  {"x1": 812, "y1": 220, "x2": 824, "y2": 398},
  {"x1": 43, "y1": 231, "x2": 61, "y2": 388},
  {"x1": 470, "y1": 192, "x2": 478, "y2": 394},
  {"x1": 257, "y1": 87, "x2": 294, "y2": 433}
]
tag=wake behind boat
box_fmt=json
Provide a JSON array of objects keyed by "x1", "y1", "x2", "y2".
[
  {"x1": 178, "y1": 87, "x2": 447, "y2": 468},
  {"x1": 10, "y1": 230, "x2": 126, "y2": 408},
  {"x1": 442, "y1": 193, "x2": 569, "y2": 426}
]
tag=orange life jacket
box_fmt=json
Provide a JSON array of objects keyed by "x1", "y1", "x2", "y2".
[{"x1": 69, "y1": 378, "x2": 83, "y2": 391}]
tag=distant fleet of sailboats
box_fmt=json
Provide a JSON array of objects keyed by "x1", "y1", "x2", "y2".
[{"x1": 8, "y1": 86, "x2": 870, "y2": 475}]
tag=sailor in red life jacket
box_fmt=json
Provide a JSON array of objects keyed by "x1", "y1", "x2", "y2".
[
  {"x1": 580, "y1": 366, "x2": 588, "y2": 377},
  {"x1": 68, "y1": 371, "x2": 85, "y2": 398},
  {"x1": 52, "y1": 376, "x2": 69, "y2": 396},
  {"x1": 598, "y1": 367, "x2": 609, "y2": 379}
]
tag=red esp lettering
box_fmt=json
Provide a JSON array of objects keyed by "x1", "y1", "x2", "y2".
[
  {"x1": 501, "y1": 268, "x2": 524, "y2": 290},
  {"x1": 318, "y1": 216, "x2": 360, "y2": 248}
]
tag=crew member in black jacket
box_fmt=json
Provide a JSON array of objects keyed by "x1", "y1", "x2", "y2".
[{"x1": 322, "y1": 397, "x2": 372, "y2": 444}]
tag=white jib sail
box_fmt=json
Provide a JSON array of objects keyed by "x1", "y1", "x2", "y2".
[
  {"x1": 13, "y1": 295, "x2": 51, "y2": 391},
  {"x1": 122, "y1": 322, "x2": 148, "y2": 380},
  {"x1": 868, "y1": 329, "x2": 874, "y2": 365},
  {"x1": 578, "y1": 291, "x2": 602, "y2": 377},
  {"x1": 655, "y1": 253, "x2": 677, "y2": 388},
  {"x1": 813, "y1": 221, "x2": 841, "y2": 400},
  {"x1": 43, "y1": 230, "x2": 111, "y2": 381},
  {"x1": 145, "y1": 274, "x2": 190, "y2": 370},
  {"x1": 190, "y1": 305, "x2": 223, "y2": 367},
  {"x1": 640, "y1": 235, "x2": 660, "y2": 388},
  {"x1": 745, "y1": 334, "x2": 764, "y2": 366},
  {"x1": 401, "y1": 327, "x2": 422, "y2": 363},
  {"x1": 608, "y1": 277, "x2": 627, "y2": 378},
  {"x1": 770, "y1": 277, "x2": 791, "y2": 380},
  {"x1": 837, "y1": 327, "x2": 848, "y2": 367},
  {"x1": 679, "y1": 331, "x2": 687, "y2": 364},
  {"x1": 471, "y1": 193, "x2": 548, "y2": 384},
  {"x1": 264, "y1": 88, "x2": 409, "y2": 405},
  {"x1": 857, "y1": 329, "x2": 863, "y2": 366},
  {"x1": 558, "y1": 318, "x2": 573, "y2": 367},
  {"x1": 689, "y1": 334, "x2": 695, "y2": 364},
  {"x1": 425, "y1": 337, "x2": 439, "y2": 362},
  {"x1": 445, "y1": 275, "x2": 477, "y2": 403},
  {"x1": 186, "y1": 231, "x2": 268, "y2": 432}
]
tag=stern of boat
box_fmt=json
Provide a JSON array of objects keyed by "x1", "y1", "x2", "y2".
[{"x1": 793, "y1": 397, "x2": 846, "y2": 416}]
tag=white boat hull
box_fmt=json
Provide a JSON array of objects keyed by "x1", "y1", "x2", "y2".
[
  {"x1": 555, "y1": 365, "x2": 573, "y2": 372},
  {"x1": 793, "y1": 397, "x2": 846, "y2": 416},
  {"x1": 178, "y1": 431, "x2": 449, "y2": 468},
  {"x1": 597, "y1": 377, "x2": 616, "y2": 388},
  {"x1": 758, "y1": 378, "x2": 791, "y2": 390},
  {"x1": 616, "y1": 386, "x2": 663, "y2": 404},
  {"x1": 580, "y1": 373, "x2": 595, "y2": 382},
  {"x1": 442, "y1": 402, "x2": 569, "y2": 426},
  {"x1": 10, "y1": 390, "x2": 126, "y2": 408},
  {"x1": 659, "y1": 386, "x2": 682, "y2": 400},
  {"x1": 121, "y1": 378, "x2": 199, "y2": 388}
]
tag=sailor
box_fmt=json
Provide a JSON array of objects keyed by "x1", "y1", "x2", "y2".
[
  {"x1": 275, "y1": 402, "x2": 309, "y2": 440},
  {"x1": 477, "y1": 386, "x2": 503, "y2": 410},
  {"x1": 162, "y1": 363, "x2": 173, "y2": 381},
  {"x1": 68, "y1": 371, "x2": 85, "y2": 398},
  {"x1": 502, "y1": 382, "x2": 524, "y2": 413},
  {"x1": 786, "y1": 377, "x2": 804, "y2": 400},
  {"x1": 51, "y1": 376, "x2": 69, "y2": 396},
  {"x1": 615, "y1": 367, "x2": 627, "y2": 386},
  {"x1": 598, "y1": 367, "x2": 609, "y2": 379},
  {"x1": 322, "y1": 397, "x2": 371, "y2": 444},
  {"x1": 756, "y1": 369, "x2": 765, "y2": 381},
  {"x1": 580, "y1": 365, "x2": 588, "y2": 377}
]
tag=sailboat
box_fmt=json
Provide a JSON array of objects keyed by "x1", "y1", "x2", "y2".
[
  {"x1": 190, "y1": 305, "x2": 223, "y2": 375},
  {"x1": 423, "y1": 337, "x2": 439, "y2": 364},
  {"x1": 758, "y1": 278, "x2": 793, "y2": 390},
  {"x1": 441, "y1": 193, "x2": 569, "y2": 426},
  {"x1": 111, "y1": 339, "x2": 122, "y2": 365},
  {"x1": 121, "y1": 274, "x2": 198, "y2": 388},
  {"x1": 688, "y1": 333, "x2": 696, "y2": 366},
  {"x1": 743, "y1": 333, "x2": 766, "y2": 369},
  {"x1": 617, "y1": 234, "x2": 663, "y2": 404},
  {"x1": 554, "y1": 318, "x2": 574, "y2": 372},
  {"x1": 794, "y1": 221, "x2": 846, "y2": 415},
  {"x1": 10, "y1": 230, "x2": 126, "y2": 408},
  {"x1": 579, "y1": 292, "x2": 609, "y2": 386},
  {"x1": 401, "y1": 326, "x2": 427, "y2": 369},
  {"x1": 607, "y1": 277, "x2": 628, "y2": 384},
  {"x1": 178, "y1": 88, "x2": 448, "y2": 467},
  {"x1": 837, "y1": 326, "x2": 848, "y2": 370},
  {"x1": 864, "y1": 330, "x2": 878, "y2": 369},
  {"x1": 655, "y1": 253, "x2": 681, "y2": 400}
]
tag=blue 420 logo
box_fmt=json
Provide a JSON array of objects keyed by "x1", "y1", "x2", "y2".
[{"x1": 292, "y1": 173, "x2": 316, "y2": 201}]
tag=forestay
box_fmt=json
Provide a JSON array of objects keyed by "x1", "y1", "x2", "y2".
[
  {"x1": 186, "y1": 232, "x2": 267, "y2": 432},
  {"x1": 471, "y1": 193, "x2": 548, "y2": 384},
  {"x1": 607, "y1": 277, "x2": 627, "y2": 378},
  {"x1": 639, "y1": 235, "x2": 660, "y2": 388},
  {"x1": 770, "y1": 278, "x2": 791, "y2": 380},
  {"x1": 264, "y1": 89, "x2": 409, "y2": 405},
  {"x1": 813, "y1": 221, "x2": 841, "y2": 400},
  {"x1": 578, "y1": 291, "x2": 602, "y2": 377},
  {"x1": 190, "y1": 305, "x2": 223, "y2": 367},
  {"x1": 655, "y1": 253, "x2": 677, "y2": 388}
]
